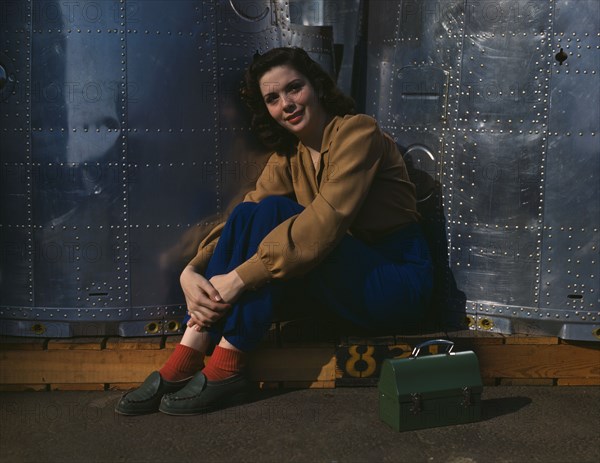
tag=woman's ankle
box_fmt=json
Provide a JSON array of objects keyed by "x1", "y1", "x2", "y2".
[
  {"x1": 180, "y1": 325, "x2": 211, "y2": 352},
  {"x1": 159, "y1": 344, "x2": 205, "y2": 382}
]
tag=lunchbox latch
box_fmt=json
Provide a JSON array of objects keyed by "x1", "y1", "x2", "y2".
[{"x1": 409, "y1": 393, "x2": 422, "y2": 414}]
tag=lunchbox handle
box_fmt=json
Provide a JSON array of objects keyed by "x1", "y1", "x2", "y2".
[{"x1": 410, "y1": 339, "x2": 455, "y2": 358}]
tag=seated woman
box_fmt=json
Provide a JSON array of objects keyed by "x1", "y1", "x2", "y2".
[{"x1": 116, "y1": 47, "x2": 433, "y2": 416}]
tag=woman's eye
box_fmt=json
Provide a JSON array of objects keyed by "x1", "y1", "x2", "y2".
[
  {"x1": 265, "y1": 96, "x2": 277, "y2": 105},
  {"x1": 289, "y1": 84, "x2": 302, "y2": 93}
]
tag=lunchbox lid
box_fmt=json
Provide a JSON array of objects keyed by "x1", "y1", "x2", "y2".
[{"x1": 378, "y1": 350, "x2": 483, "y2": 399}]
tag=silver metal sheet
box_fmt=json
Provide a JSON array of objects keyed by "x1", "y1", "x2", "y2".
[
  {"x1": 0, "y1": 36, "x2": 29, "y2": 130},
  {"x1": 543, "y1": 134, "x2": 600, "y2": 231},
  {"x1": 0, "y1": 227, "x2": 31, "y2": 306},
  {"x1": 451, "y1": 131, "x2": 543, "y2": 227},
  {"x1": 32, "y1": 223, "x2": 127, "y2": 309},
  {"x1": 450, "y1": 223, "x2": 538, "y2": 307},
  {"x1": 538, "y1": 0, "x2": 600, "y2": 320},
  {"x1": 128, "y1": 227, "x2": 192, "y2": 308},
  {"x1": 1, "y1": 0, "x2": 598, "y2": 340},
  {"x1": 288, "y1": 0, "x2": 361, "y2": 94}
]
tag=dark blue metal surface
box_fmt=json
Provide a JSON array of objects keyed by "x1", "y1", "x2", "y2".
[{"x1": 0, "y1": 0, "x2": 598, "y2": 340}]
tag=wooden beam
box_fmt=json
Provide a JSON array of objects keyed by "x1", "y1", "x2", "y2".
[
  {"x1": 47, "y1": 338, "x2": 106, "y2": 350},
  {"x1": 0, "y1": 347, "x2": 336, "y2": 385},
  {"x1": 0, "y1": 349, "x2": 173, "y2": 384},
  {"x1": 474, "y1": 344, "x2": 600, "y2": 379}
]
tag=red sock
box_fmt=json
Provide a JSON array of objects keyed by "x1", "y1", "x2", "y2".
[
  {"x1": 159, "y1": 344, "x2": 205, "y2": 382},
  {"x1": 202, "y1": 346, "x2": 246, "y2": 381}
]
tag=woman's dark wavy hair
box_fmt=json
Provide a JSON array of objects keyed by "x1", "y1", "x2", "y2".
[{"x1": 241, "y1": 47, "x2": 356, "y2": 153}]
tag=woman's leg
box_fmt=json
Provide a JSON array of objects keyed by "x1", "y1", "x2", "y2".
[
  {"x1": 201, "y1": 196, "x2": 304, "y2": 352},
  {"x1": 173, "y1": 196, "x2": 304, "y2": 382},
  {"x1": 116, "y1": 197, "x2": 304, "y2": 415},
  {"x1": 304, "y1": 223, "x2": 433, "y2": 332}
]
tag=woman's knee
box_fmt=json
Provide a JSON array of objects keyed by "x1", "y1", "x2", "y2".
[
  {"x1": 254, "y1": 195, "x2": 303, "y2": 218},
  {"x1": 229, "y1": 201, "x2": 258, "y2": 221}
]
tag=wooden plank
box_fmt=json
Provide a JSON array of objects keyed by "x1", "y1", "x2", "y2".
[
  {"x1": 279, "y1": 321, "x2": 339, "y2": 347},
  {"x1": 259, "y1": 324, "x2": 281, "y2": 348},
  {"x1": 346, "y1": 336, "x2": 396, "y2": 346},
  {"x1": 0, "y1": 337, "x2": 48, "y2": 350},
  {"x1": 482, "y1": 378, "x2": 498, "y2": 386},
  {"x1": 164, "y1": 335, "x2": 183, "y2": 349},
  {"x1": 257, "y1": 381, "x2": 280, "y2": 390},
  {"x1": 0, "y1": 384, "x2": 48, "y2": 392},
  {"x1": 474, "y1": 344, "x2": 600, "y2": 379},
  {"x1": 0, "y1": 349, "x2": 174, "y2": 384},
  {"x1": 105, "y1": 337, "x2": 163, "y2": 350},
  {"x1": 559, "y1": 339, "x2": 600, "y2": 347},
  {"x1": 0, "y1": 347, "x2": 335, "y2": 384},
  {"x1": 51, "y1": 383, "x2": 105, "y2": 391},
  {"x1": 282, "y1": 381, "x2": 336, "y2": 389},
  {"x1": 505, "y1": 336, "x2": 559, "y2": 345},
  {"x1": 280, "y1": 341, "x2": 337, "y2": 348},
  {"x1": 3, "y1": 339, "x2": 597, "y2": 387},
  {"x1": 447, "y1": 330, "x2": 506, "y2": 345},
  {"x1": 499, "y1": 378, "x2": 556, "y2": 386},
  {"x1": 47, "y1": 337, "x2": 106, "y2": 350},
  {"x1": 248, "y1": 348, "x2": 336, "y2": 382},
  {"x1": 452, "y1": 337, "x2": 505, "y2": 346},
  {"x1": 557, "y1": 378, "x2": 600, "y2": 386}
]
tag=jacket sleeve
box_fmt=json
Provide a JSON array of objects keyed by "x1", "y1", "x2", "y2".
[
  {"x1": 187, "y1": 152, "x2": 294, "y2": 273},
  {"x1": 235, "y1": 115, "x2": 384, "y2": 289}
]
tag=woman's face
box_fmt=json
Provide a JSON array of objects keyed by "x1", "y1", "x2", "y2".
[{"x1": 258, "y1": 64, "x2": 327, "y2": 140}]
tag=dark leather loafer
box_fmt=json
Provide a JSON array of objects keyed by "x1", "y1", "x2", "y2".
[
  {"x1": 159, "y1": 371, "x2": 250, "y2": 416},
  {"x1": 115, "y1": 371, "x2": 193, "y2": 416}
]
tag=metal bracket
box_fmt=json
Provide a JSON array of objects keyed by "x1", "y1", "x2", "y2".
[
  {"x1": 461, "y1": 386, "x2": 473, "y2": 407},
  {"x1": 410, "y1": 393, "x2": 422, "y2": 415}
]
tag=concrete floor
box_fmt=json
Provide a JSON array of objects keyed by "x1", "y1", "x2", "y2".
[{"x1": 1, "y1": 386, "x2": 599, "y2": 463}]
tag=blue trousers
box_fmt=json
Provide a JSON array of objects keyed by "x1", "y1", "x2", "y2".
[{"x1": 183, "y1": 196, "x2": 433, "y2": 351}]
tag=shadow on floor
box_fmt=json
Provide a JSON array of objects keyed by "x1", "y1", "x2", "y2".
[{"x1": 481, "y1": 396, "x2": 532, "y2": 421}]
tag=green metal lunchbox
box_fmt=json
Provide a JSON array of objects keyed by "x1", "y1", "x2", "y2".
[{"x1": 378, "y1": 339, "x2": 483, "y2": 432}]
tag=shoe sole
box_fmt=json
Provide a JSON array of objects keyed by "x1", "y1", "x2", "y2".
[
  {"x1": 114, "y1": 406, "x2": 160, "y2": 416},
  {"x1": 158, "y1": 391, "x2": 249, "y2": 416}
]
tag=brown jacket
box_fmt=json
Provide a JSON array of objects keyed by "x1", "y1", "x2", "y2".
[{"x1": 188, "y1": 114, "x2": 420, "y2": 289}]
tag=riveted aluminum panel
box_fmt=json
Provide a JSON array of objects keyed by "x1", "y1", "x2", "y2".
[
  {"x1": 0, "y1": 160, "x2": 28, "y2": 224},
  {"x1": 392, "y1": 65, "x2": 449, "y2": 128},
  {"x1": 2, "y1": 0, "x2": 598, "y2": 340},
  {"x1": 127, "y1": 164, "x2": 218, "y2": 231},
  {"x1": 30, "y1": 2, "x2": 123, "y2": 132},
  {"x1": 29, "y1": 158, "x2": 125, "y2": 227},
  {"x1": 542, "y1": 133, "x2": 599, "y2": 231},
  {"x1": 0, "y1": 0, "x2": 30, "y2": 131},
  {"x1": 539, "y1": 0, "x2": 600, "y2": 325},
  {"x1": 366, "y1": 0, "x2": 464, "y2": 145},
  {"x1": 396, "y1": 132, "x2": 444, "y2": 183},
  {"x1": 0, "y1": 41, "x2": 29, "y2": 130},
  {"x1": 126, "y1": 3, "x2": 213, "y2": 131},
  {"x1": 459, "y1": 18, "x2": 550, "y2": 131},
  {"x1": 540, "y1": 226, "x2": 599, "y2": 313},
  {"x1": 288, "y1": 0, "x2": 361, "y2": 94},
  {"x1": 451, "y1": 0, "x2": 548, "y2": 332},
  {"x1": 366, "y1": 0, "x2": 465, "y2": 331},
  {"x1": 31, "y1": 224, "x2": 128, "y2": 309},
  {"x1": 219, "y1": 0, "x2": 275, "y2": 37},
  {"x1": 215, "y1": 1, "x2": 277, "y2": 213},
  {"x1": 0, "y1": 0, "x2": 320, "y2": 336},
  {"x1": 128, "y1": 226, "x2": 195, "y2": 308},
  {"x1": 451, "y1": 131, "x2": 543, "y2": 227},
  {"x1": 450, "y1": 223, "x2": 539, "y2": 307},
  {"x1": 0, "y1": 227, "x2": 31, "y2": 306}
]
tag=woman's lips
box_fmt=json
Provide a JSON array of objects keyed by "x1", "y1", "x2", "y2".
[{"x1": 286, "y1": 110, "x2": 304, "y2": 124}]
